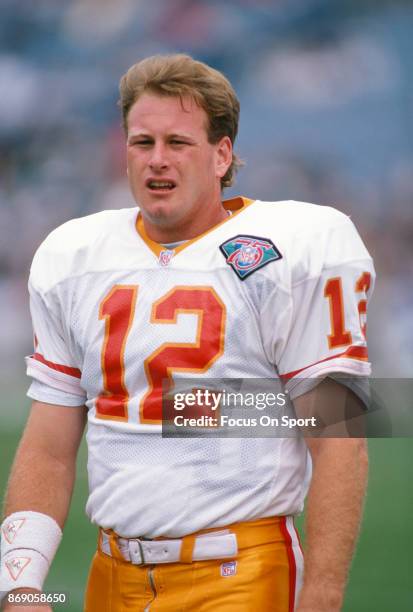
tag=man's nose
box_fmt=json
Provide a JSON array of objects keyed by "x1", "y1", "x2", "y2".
[{"x1": 149, "y1": 142, "x2": 169, "y2": 171}]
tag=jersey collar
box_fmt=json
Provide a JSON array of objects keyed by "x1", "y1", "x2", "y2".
[{"x1": 135, "y1": 196, "x2": 254, "y2": 258}]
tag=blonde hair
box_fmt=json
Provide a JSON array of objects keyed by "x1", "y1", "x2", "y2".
[{"x1": 119, "y1": 54, "x2": 243, "y2": 189}]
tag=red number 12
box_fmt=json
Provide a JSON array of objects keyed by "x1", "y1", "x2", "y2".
[
  {"x1": 324, "y1": 272, "x2": 371, "y2": 348},
  {"x1": 96, "y1": 286, "x2": 226, "y2": 423}
]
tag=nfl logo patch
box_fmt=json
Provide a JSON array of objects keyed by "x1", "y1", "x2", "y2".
[
  {"x1": 221, "y1": 561, "x2": 237, "y2": 577},
  {"x1": 219, "y1": 235, "x2": 282, "y2": 280},
  {"x1": 158, "y1": 249, "x2": 174, "y2": 267}
]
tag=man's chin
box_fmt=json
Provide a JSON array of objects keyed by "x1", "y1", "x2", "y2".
[
  {"x1": 142, "y1": 207, "x2": 183, "y2": 230},
  {"x1": 147, "y1": 209, "x2": 177, "y2": 224}
]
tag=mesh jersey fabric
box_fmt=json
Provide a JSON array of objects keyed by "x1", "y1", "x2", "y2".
[{"x1": 25, "y1": 197, "x2": 374, "y2": 537}]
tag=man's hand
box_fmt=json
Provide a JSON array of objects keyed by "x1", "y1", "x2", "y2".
[
  {"x1": 2, "y1": 589, "x2": 52, "y2": 612},
  {"x1": 296, "y1": 584, "x2": 343, "y2": 612}
]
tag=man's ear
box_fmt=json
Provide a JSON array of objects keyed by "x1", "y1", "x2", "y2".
[{"x1": 215, "y1": 136, "x2": 233, "y2": 179}]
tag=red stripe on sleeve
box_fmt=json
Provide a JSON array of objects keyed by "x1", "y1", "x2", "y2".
[
  {"x1": 32, "y1": 353, "x2": 81, "y2": 379},
  {"x1": 280, "y1": 516, "x2": 297, "y2": 612},
  {"x1": 280, "y1": 345, "x2": 368, "y2": 382}
]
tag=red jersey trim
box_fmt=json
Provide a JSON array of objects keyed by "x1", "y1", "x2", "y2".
[
  {"x1": 280, "y1": 345, "x2": 368, "y2": 382},
  {"x1": 32, "y1": 353, "x2": 81, "y2": 379}
]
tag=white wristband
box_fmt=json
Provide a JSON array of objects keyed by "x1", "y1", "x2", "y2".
[{"x1": 0, "y1": 511, "x2": 62, "y2": 600}]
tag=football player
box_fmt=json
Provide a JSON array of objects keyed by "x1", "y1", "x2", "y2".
[{"x1": 1, "y1": 54, "x2": 374, "y2": 611}]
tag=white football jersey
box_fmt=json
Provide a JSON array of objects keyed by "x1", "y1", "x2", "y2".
[{"x1": 26, "y1": 197, "x2": 374, "y2": 537}]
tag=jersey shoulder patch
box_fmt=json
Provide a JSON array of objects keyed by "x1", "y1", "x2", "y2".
[{"x1": 219, "y1": 234, "x2": 282, "y2": 280}]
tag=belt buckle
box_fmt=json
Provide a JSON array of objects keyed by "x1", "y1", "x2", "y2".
[
  {"x1": 128, "y1": 537, "x2": 148, "y2": 565},
  {"x1": 129, "y1": 538, "x2": 182, "y2": 564},
  {"x1": 137, "y1": 539, "x2": 147, "y2": 564}
]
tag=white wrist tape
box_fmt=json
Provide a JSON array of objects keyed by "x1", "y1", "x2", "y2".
[{"x1": 0, "y1": 511, "x2": 62, "y2": 599}]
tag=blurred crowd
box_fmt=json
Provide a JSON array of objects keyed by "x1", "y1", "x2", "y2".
[{"x1": 1, "y1": 0, "x2": 412, "y2": 381}]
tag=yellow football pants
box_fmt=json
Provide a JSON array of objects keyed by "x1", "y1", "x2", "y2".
[{"x1": 84, "y1": 516, "x2": 303, "y2": 612}]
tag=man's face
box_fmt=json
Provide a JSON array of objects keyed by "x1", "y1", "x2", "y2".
[{"x1": 126, "y1": 93, "x2": 231, "y2": 241}]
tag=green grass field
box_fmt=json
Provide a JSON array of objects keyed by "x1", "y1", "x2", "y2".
[{"x1": 1, "y1": 392, "x2": 412, "y2": 611}]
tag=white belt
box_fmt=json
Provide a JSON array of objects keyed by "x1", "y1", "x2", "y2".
[{"x1": 100, "y1": 530, "x2": 238, "y2": 565}]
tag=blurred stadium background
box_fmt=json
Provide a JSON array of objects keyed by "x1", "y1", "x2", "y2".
[{"x1": 1, "y1": 0, "x2": 412, "y2": 610}]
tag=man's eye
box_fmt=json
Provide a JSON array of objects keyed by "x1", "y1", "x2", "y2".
[
  {"x1": 170, "y1": 139, "x2": 186, "y2": 145},
  {"x1": 129, "y1": 139, "x2": 152, "y2": 146}
]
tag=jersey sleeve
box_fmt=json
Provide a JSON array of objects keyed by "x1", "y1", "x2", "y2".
[
  {"x1": 262, "y1": 210, "x2": 375, "y2": 398},
  {"x1": 25, "y1": 273, "x2": 86, "y2": 407}
]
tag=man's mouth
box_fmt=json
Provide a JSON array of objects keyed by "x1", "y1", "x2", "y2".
[{"x1": 146, "y1": 180, "x2": 176, "y2": 192}]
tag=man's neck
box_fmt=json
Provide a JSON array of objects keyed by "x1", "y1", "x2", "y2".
[{"x1": 142, "y1": 205, "x2": 229, "y2": 244}]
